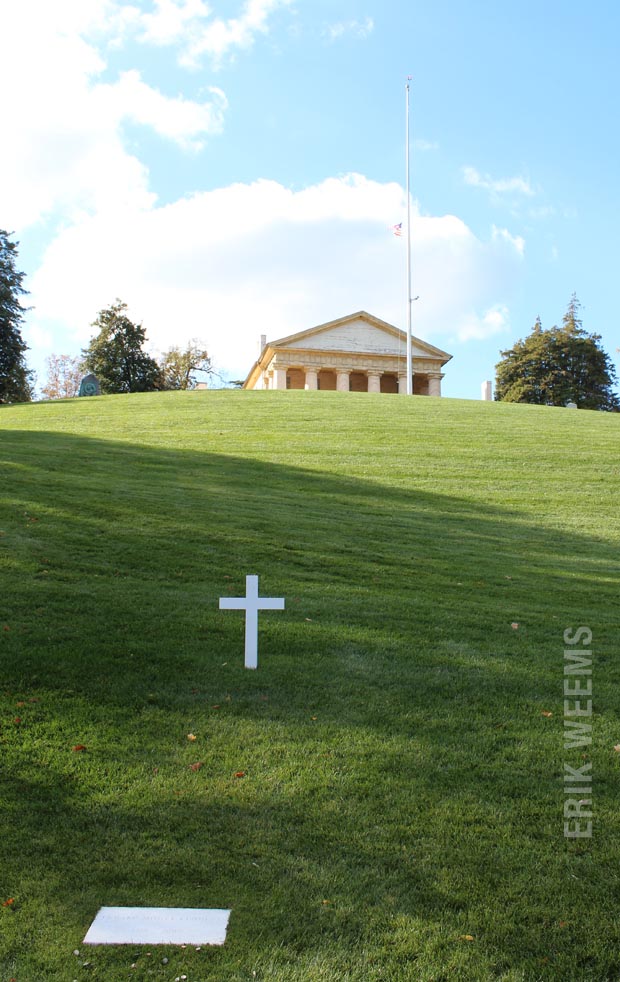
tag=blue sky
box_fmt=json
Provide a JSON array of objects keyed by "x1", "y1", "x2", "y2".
[{"x1": 2, "y1": 0, "x2": 618, "y2": 399}]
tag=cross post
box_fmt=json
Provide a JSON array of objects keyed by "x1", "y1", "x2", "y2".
[{"x1": 219, "y1": 575, "x2": 285, "y2": 669}]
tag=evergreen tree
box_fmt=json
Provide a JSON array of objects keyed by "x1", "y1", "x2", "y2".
[
  {"x1": 0, "y1": 230, "x2": 34, "y2": 403},
  {"x1": 495, "y1": 296, "x2": 619, "y2": 411},
  {"x1": 82, "y1": 301, "x2": 162, "y2": 394}
]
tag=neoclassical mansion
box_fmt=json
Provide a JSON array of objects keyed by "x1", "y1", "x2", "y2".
[{"x1": 243, "y1": 311, "x2": 452, "y2": 396}]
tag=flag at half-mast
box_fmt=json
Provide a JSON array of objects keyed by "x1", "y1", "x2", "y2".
[{"x1": 392, "y1": 222, "x2": 403, "y2": 237}]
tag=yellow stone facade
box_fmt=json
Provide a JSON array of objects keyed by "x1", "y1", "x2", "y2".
[{"x1": 243, "y1": 311, "x2": 452, "y2": 396}]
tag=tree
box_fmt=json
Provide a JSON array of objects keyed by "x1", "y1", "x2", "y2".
[
  {"x1": 495, "y1": 296, "x2": 619, "y2": 411},
  {"x1": 159, "y1": 340, "x2": 212, "y2": 390},
  {"x1": 41, "y1": 353, "x2": 83, "y2": 400},
  {"x1": 82, "y1": 301, "x2": 162, "y2": 394},
  {"x1": 0, "y1": 230, "x2": 34, "y2": 403}
]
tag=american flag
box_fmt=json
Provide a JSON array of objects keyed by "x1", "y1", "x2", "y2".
[{"x1": 392, "y1": 223, "x2": 403, "y2": 237}]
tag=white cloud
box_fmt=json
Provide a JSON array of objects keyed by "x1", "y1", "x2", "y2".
[
  {"x1": 324, "y1": 17, "x2": 374, "y2": 42},
  {"x1": 414, "y1": 139, "x2": 439, "y2": 152},
  {"x1": 456, "y1": 305, "x2": 510, "y2": 342},
  {"x1": 492, "y1": 225, "x2": 525, "y2": 257},
  {"x1": 3, "y1": 3, "x2": 523, "y2": 385},
  {"x1": 463, "y1": 166, "x2": 535, "y2": 198},
  {"x1": 0, "y1": 2, "x2": 228, "y2": 229},
  {"x1": 95, "y1": 71, "x2": 228, "y2": 150},
  {"x1": 26, "y1": 175, "x2": 524, "y2": 380},
  {"x1": 168, "y1": 0, "x2": 295, "y2": 67},
  {"x1": 137, "y1": 0, "x2": 212, "y2": 47}
]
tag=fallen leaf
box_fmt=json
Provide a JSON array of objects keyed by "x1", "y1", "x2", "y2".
[
  {"x1": 13, "y1": 717, "x2": 22, "y2": 724},
  {"x1": 459, "y1": 934, "x2": 475, "y2": 941},
  {"x1": 511, "y1": 622, "x2": 519, "y2": 630},
  {"x1": 187, "y1": 733, "x2": 197, "y2": 742},
  {"x1": 234, "y1": 771, "x2": 246, "y2": 778},
  {"x1": 305, "y1": 618, "x2": 313, "y2": 622},
  {"x1": 311, "y1": 716, "x2": 318, "y2": 721},
  {"x1": 541, "y1": 711, "x2": 553, "y2": 718},
  {"x1": 16, "y1": 701, "x2": 26, "y2": 707},
  {"x1": 321, "y1": 900, "x2": 331, "y2": 906},
  {"x1": 189, "y1": 762, "x2": 203, "y2": 772},
  {"x1": 212, "y1": 704, "x2": 221, "y2": 710},
  {"x1": 558, "y1": 920, "x2": 567, "y2": 928},
  {"x1": 2, "y1": 898, "x2": 15, "y2": 907},
  {"x1": 613, "y1": 745, "x2": 620, "y2": 753},
  {"x1": 71, "y1": 744, "x2": 87, "y2": 752},
  {"x1": 3, "y1": 625, "x2": 9, "y2": 632},
  {"x1": 29, "y1": 698, "x2": 39, "y2": 703}
]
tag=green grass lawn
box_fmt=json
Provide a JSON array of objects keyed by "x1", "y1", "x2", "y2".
[{"x1": 1, "y1": 390, "x2": 619, "y2": 982}]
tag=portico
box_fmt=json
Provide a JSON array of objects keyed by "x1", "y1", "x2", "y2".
[{"x1": 244, "y1": 311, "x2": 452, "y2": 395}]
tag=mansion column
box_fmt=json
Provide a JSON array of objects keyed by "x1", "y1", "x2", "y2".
[
  {"x1": 273, "y1": 367, "x2": 287, "y2": 390},
  {"x1": 398, "y1": 374, "x2": 409, "y2": 394},
  {"x1": 428, "y1": 372, "x2": 444, "y2": 397},
  {"x1": 367, "y1": 371, "x2": 382, "y2": 394},
  {"x1": 336, "y1": 370, "x2": 350, "y2": 392},
  {"x1": 304, "y1": 369, "x2": 318, "y2": 390}
]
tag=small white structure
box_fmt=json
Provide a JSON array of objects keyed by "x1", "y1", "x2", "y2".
[
  {"x1": 84, "y1": 907, "x2": 230, "y2": 945},
  {"x1": 219, "y1": 575, "x2": 285, "y2": 669},
  {"x1": 243, "y1": 311, "x2": 452, "y2": 396},
  {"x1": 481, "y1": 380, "x2": 493, "y2": 401}
]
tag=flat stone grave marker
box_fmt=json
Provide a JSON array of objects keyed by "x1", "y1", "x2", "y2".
[{"x1": 83, "y1": 907, "x2": 230, "y2": 945}]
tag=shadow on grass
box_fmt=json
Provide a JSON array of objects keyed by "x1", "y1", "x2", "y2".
[
  {"x1": 1, "y1": 429, "x2": 617, "y2": 685},
  {"x1": 1, "y1": 429, "x2": 620, "y2": 979}
]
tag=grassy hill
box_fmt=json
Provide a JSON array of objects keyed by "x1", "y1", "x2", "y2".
[{"x1": 1, "y1": 391, "x2": 619, "y2": 981}]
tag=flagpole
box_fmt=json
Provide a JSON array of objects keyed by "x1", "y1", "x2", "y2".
[{"x1": 405, "y1": 76, "x2": 413, "y2": 395}]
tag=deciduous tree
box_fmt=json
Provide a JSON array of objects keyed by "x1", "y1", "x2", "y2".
[
  {"x1": 159, "y1": 340, "x2": 212, "y2": 390},
  {"x1": 0, "y1": 230, "x2": 34, "y2": 403},
  {"x1": 82, "y1": 301, "x2": 162, "y2": 394},
  {"x1": 495, "y1": 296, "x2": 619, "y2": 411},
  {"x1": 41, "y1": 353, "x2": 83, "y2": 399}
]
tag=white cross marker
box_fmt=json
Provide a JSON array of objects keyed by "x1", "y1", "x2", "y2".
[{"x1": 219, "y1": 575, "x2": 285, "y2": 669}]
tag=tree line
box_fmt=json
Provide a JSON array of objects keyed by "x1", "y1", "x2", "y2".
[
  {"x1": 1, "y1": 228, "x2": 619, "y2": 408},
  {"x1": 1, "y1": 231, "x2": 213, "y2": 402}
]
